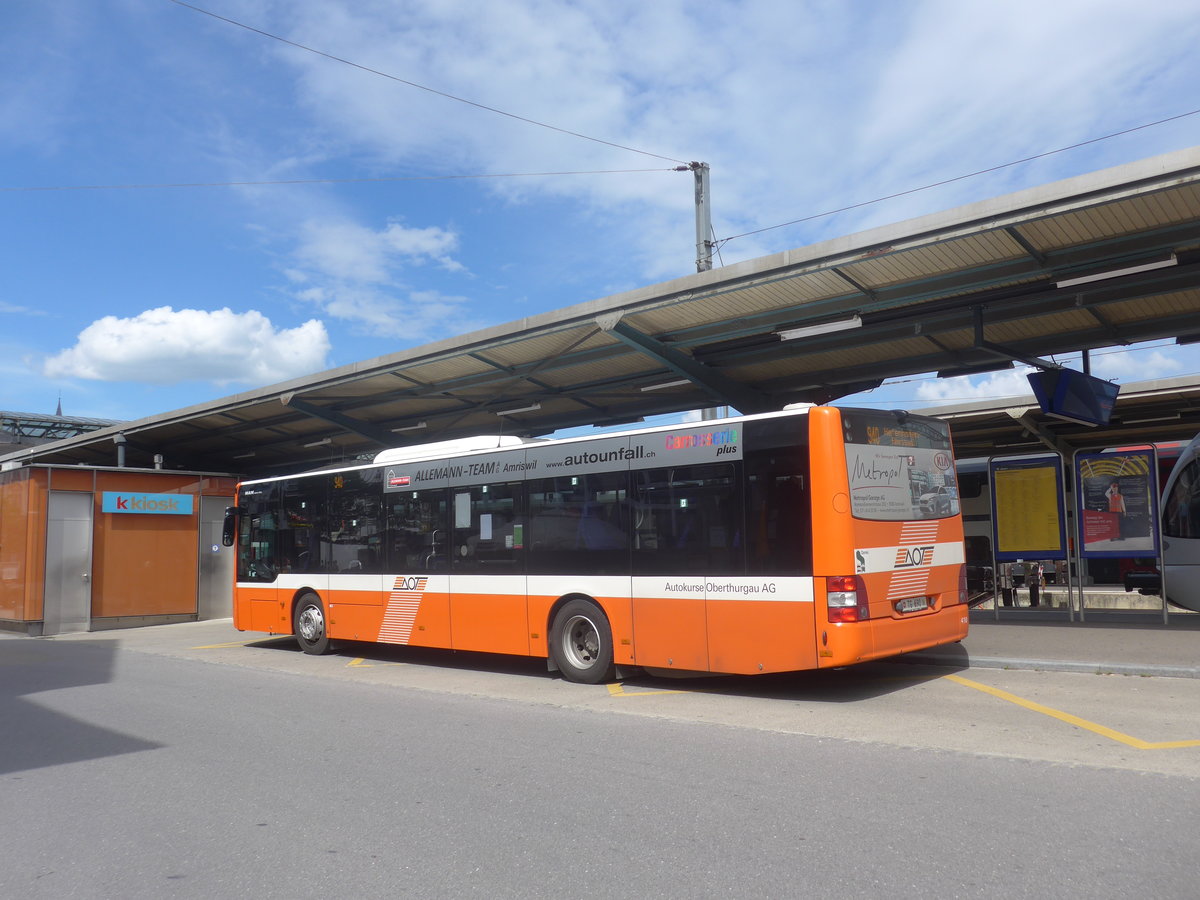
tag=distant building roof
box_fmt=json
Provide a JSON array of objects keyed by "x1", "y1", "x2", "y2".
[{"x1": 0, "y1": 410, "x2": 124, "y2": 445}]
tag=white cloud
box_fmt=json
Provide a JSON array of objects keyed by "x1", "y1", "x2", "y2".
[
  {"x1": 0, "y1": 300, "x2": 48, "y2": 316},
  {"x1": 915, "y1": 368, "x2": 1039, "y2": 406},
  {"x1": 284, "y1": 216, "x2": 476, "y2": 338},
  {"x1": 1090, "y1": 347, "x2": 1182, "y2": 381},
  {"x1": 294, "y1": 218, "x2": 462, "y2": 282},
  {"x1": 42, "y1": 307, "x2": 331, "y2": 385},
  {"x1": 913, "y1": 344, "x2": 1192, "y2": 408},
  {"x1": 291, "y1": 1, "x2": 1197, "y2": 268}
]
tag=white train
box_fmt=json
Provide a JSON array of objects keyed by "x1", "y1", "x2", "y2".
[{"x1": 1158, "y1": 431, "x2": 1200, "y2": 611}]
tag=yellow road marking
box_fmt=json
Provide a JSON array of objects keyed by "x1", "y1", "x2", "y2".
[
  {"x1": 945, "y1": 673, "x2": 1200, "y2": 750},
  {"x1": 607, "y1": 682, "x2": 685, "y2": 697},
  {"x1": 346, "y1": 657, "x2": 405, "y2": 668}
]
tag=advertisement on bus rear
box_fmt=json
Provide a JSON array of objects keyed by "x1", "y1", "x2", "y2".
[{"x1": 841, "y1": 414, "x2": 958, "y2": 521}]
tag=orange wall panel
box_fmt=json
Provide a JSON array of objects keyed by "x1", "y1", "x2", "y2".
[
  {"x1": 0, "y1": 473, "x2": 34, "y2": 621},
  {"x1": 92, "y1": 512, "x2": 199, "y2": 617},
  {"x1": 48, "y1": 468, "x2": 95, "y2": 492},
  {"x1": 89, "y1": 472, "x2": 205, "y2": 618},
  {"x1": 94, "y1": 472, "x2": 199, "y2": 495}
]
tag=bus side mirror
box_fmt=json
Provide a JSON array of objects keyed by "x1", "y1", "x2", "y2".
[{"x1": 222, "y1": 506, "x2": 242, "y2": 547}]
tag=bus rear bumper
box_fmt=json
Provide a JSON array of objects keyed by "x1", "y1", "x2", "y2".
[{"x1": 820, "y1": 604, "x2": 969, "y2": 667}]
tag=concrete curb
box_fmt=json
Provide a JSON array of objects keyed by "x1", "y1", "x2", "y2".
[{"x1": 894, "y1": 652, "x2": 1200, "y2": 679}]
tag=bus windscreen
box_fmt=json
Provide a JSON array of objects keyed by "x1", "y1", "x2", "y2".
[{"x1": 841, "y1": 412, "x2": 959, "y2": 521}]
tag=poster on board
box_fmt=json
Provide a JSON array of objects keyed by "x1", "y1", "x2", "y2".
[{"x1": 1075, "y1": 450, "x2": 1159, "y2": 557}]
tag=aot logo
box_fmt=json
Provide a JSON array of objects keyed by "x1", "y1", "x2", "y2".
[
  {"x1": 894, "y1": 545, "x2": 934, "y2": 568},
  {"x1": 392, "y1": 576, "x2": 428, "y2": 592}
]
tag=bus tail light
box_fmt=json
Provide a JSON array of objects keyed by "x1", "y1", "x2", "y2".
[
  {"x1": 958, "y1": 564, "x2": 968, "y2": 605},
  {"x1": 827, "y1": 575, "x2": 869, "y2": 623}
]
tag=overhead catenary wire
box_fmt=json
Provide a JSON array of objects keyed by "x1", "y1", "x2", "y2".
[
  {"x1": 713, "y1": 106, "x2": 1200, "y2": 250},
  {"x1": 10, "y1": 4, "x2": 1199, "y2": 269},
  {"x1": 166, "y1": 0, "x2": 689, "y2": 167}
]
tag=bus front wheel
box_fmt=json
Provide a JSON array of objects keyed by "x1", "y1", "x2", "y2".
[
  {"x1": 550, "y1": 599, "x2": 615, "y2": 684},
  {"x1": 293, "y1": 593, "x2": 330, "y2": 655}
]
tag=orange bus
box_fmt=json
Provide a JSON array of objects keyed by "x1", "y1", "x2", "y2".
[{"x1": 223, "y1": 407, "x2": 968, "y2": 682}]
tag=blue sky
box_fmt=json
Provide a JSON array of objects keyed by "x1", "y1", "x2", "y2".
[{"x1": 4, "y1": 0, "x2": 1200, "y2": 425}]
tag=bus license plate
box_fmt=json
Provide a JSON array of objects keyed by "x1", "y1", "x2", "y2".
[{"x1": 896, "y1": 596, "x2": 928, "y2": 613}]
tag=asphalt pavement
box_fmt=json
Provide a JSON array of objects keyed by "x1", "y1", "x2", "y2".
[
  {"x1": 15, "y1": 607, "x2": 1200, "y2": 679},
  {"x1": 900, "y1": 608, "x2": 1200, "y2": 678}
]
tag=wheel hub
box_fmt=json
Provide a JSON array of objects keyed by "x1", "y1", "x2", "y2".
[
  {"x1": 298, "y1": 606, "x2": 324, "y2": 642},
  {"x1": 565, "y1": 615, "x2": 598, "y2": 665}
]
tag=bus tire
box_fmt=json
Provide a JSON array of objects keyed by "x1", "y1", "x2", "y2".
[
  {"x1": 293, "y1": 592, "x2": 330, "y2": 655},
  {"x1": 549, "y1": 598, "x2": 615, "y2": 684}
]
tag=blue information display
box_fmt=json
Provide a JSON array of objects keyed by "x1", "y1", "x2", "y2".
[{"x1": 101, "y1": 492, "x2": 194, "y2": 515}]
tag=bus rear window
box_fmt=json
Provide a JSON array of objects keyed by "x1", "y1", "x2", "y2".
[{"x1": 841, "y1": 412, "x2": 959, "y2": 521}]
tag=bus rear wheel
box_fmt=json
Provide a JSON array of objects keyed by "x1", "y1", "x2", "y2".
[
  {"x1": 550, "y1": 599, "x2": 615, "y2": 684},
  {"x1": 294, "y1": 593, "x2": 330, "y2": 655}
]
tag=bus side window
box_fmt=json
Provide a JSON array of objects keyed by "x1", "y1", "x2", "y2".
[
  {"x1": 742, "y1": 418, "x2": 812, "y2": 577},
  {"x1": 528, "y1": 472, "x2": 629, "y2": 575},
  {"x1": 279, "y1": 476, "x2": 327, "y2": 573},
  {"x1": 632, "y1": 464, "x2": 739, "y2": 576},
  {"x1": 451, "y1": 482, "x2": 524, "y2": 572},
  {"x1": 326, "y1": 469, "x2": 383, "y2": 574},
  {"x1": 237, "y1": 483, "x2": 282, "y2": 583},
  {"x1": 386, "y1": 490, "x2": 449, "y2": 573},
  {"x1": 744, "y1": 462, "x2": 812, "y2": 577}
]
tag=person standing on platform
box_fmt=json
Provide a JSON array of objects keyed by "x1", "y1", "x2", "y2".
[{"x1": 1026, "y1": 560, "x2": 1043, "y2": 607}]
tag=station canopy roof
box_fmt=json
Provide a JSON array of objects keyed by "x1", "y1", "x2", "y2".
[
  {"x1": 918, "y1": 374, "x2": 1200, "y2": 460},
  {"x1": 4, "y1": 146, "x2": 1200, "y2": 478}
]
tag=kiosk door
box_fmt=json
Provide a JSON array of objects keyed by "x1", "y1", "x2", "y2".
[{"x1": 44, "y1": 491, "x2": 94, "y2": 635}]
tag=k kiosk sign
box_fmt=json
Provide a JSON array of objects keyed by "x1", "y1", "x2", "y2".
[{"x1": 101, "y1": 491, "x2": 195, "y2": 515}]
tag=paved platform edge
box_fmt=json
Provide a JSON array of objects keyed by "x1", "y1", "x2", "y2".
[{"x1": 894, "y1": 651, "x2": 1200, "y2": 679}]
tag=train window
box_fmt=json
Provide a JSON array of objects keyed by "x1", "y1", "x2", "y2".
[
  {"x1": 957, "y1": 469, "x2": 988, "y2": 499},
  {"x1": 1163, "y1": 458, "x2": 1200, "y2": 539}
]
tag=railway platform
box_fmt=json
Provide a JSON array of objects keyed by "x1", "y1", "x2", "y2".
[{"x1": 899, "y1": 609, "x2": 1200, "y2": 678}]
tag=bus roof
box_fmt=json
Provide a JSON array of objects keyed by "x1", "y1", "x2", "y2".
[{"x1": 240, "y1": 405, "x2": 933, "y2": 486}]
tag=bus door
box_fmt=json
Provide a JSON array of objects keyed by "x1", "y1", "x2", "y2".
[
  {"x1": 382, "y1": 488, "x2": 451, "y2": 647},
  {"x1": 234, "y1": 482, "x2": 286, "y2": 634},
  {"x1": 449, "y1": 482, "x2": 529, "y2": 654},
  {"x1": 630, "y1": 464, "x2": 738, "y2": 672}
]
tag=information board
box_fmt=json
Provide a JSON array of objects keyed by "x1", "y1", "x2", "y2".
[{"x1": 990, "y1": 457, "x2": 1067, "y2": 561}]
